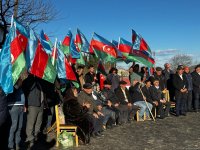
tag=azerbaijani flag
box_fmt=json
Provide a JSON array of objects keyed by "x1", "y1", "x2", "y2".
[
  {"x1": 111, "y1": 40, "x2": 123, "y2": 59},
  {"x1": 75, "y1": 28, "x2": 89, "y2": 53},
  {"x1": 61, "y1": 30, "x2": 72, "y2": 55},
  {"x1": 57, "y1": 44, "x2": 79, "y2": 86},
  {"x1": 91, "y1": 33, "x2": 117, "y2": 62},
  {"x1": 40, "y1": 30, "x2": 53, "y2": 54},
  {"x1": 30, "y1": 40, "x2": 56, "y2": 83},
  {"x1": 119, "y1": 37, "x2": 154, "y2": 67}
]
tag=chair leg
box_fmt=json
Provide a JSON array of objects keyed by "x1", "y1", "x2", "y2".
[
  {"x1": 136, "y1": 111, "x2": 139, "y2": 121},
  {"x1": 144, "y1": 112, "x2": 146, "y2": 120},
  {"x1": 56, "y1": 129, "x2": 60, "y2": 147},
  {"x1": 75, "y1": 135, "x2": 78, "y2": 147}
]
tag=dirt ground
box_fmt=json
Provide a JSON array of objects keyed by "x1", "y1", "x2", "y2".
[{"x1": 41, "y1": 112, "x2": 200, "y2": 150}]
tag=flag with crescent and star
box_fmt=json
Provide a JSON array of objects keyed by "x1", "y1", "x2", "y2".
[{"x1": 91, "y1": 32, "x2": 117, "y2": 62}]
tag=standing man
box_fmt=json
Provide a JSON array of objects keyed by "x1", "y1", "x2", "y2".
[
  {"x1": 184, "y1": 66, "x2": 193, "y2": 112},
  {"x1": 23, "y1": 75, "x2": 45, "y2": 148},
  {"x1": 191, "y1": 64, "x2": 200, "y2": 112},
  {"x1": 162, "y1": 63, "x2": 174, "y2": 101},
  {"x1": 107, "y1": 67, "x2": 120, "y2": 92},
  {"x1": 84, "y1": 65, "x2": 97, "y2": 85},
  {"x1": 173, "y1": 65, "x2": 188, "y2": 116}
]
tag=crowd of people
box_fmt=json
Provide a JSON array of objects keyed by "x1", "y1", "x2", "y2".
[{"x1": 0, "y1": 63, "x2": 200, "y2": 150}]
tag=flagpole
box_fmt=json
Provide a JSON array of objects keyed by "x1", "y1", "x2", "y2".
[
  {"x1": 11, "y1": 15, "x2": 14, "y2": 27},
  {"x1": 52, "y1": 38, "x2": 57, "y2": 65}
]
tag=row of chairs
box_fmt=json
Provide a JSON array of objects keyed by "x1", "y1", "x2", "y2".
[{"x1": 53, "y1": 90, "x2": 174, "y2": 147}]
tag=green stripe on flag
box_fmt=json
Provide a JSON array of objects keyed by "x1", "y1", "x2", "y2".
[
  {"x1": 42, "y1": 58, "x2": 57, "y2": 83},
  {"x1": 12, "y1": 53, "x2": 26, "y2": 85}
]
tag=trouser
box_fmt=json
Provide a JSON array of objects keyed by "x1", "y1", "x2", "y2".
[
  {"x1": 46, "y1": 106, "x2": 55, "y2": 128},
  {"x1": 186, "y1": 91, "x2": 193, "y2": 111},
  {"x1": 157, "y1": 102, "x2": 171, "y2": 118},
  {"x1": 134, "y1": 101, "x2": 153, "y2": 118},
  {"x1": 8, "y1": 105, "x2": 24, "y2": 148},
  {"x1": 102, "y1": 107, "x2": 115, "y2": 125},
  {"x1": 193, "y1": 92, "x2": 200, "y2": 111},
  {"x1": 26, "y1": 105, "x2": 43, "y2": 142},
  {"x1": 117, "y1": 105, "x2": 129, "y2": 123},
  {"x1": 175, "y1": 92, "x2": 187, "y2": 115}
]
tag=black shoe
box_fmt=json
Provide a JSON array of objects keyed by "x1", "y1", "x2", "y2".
[{"x1": 181, "y1": 113, "x2": 186, "y2": 116}]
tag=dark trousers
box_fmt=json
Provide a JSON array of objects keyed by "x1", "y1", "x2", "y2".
[
  {"x1": 157, "y1": 102, "x2": 171, "y2": 118},
  {"x1": 175, "y1": 91, "x2": 187, "y2": 115},
  {"x1": 26, "y1": 105, "x2": 43, "y2": 142},
  {"x1": 186, "y1": 91, "x2": 193, "y2": 111},
  {"x1": 117, "y1": 105, "x2": 129, "y2": 123},
  {"x1": 8, "y1": 105, "x2": 24, "y2": 149},
  {"x1": 193, "y1": 92, "x2": 200, "y2": 111}
]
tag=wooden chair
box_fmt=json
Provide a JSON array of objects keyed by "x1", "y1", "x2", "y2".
[
  {"x1": 55, "y1": 105, "x2": 78, "y2": 147},
  {"x1": 162, "y1": 90, "x2": 175, "y2": 109}
]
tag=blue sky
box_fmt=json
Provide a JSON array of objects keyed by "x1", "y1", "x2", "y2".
[{"x1": 39, "y1": 0, "x2": 200, "y2": 67}]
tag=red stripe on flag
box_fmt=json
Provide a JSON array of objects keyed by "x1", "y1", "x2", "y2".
[
  {"x1": 10, "y1": 37, "x2": 23, "y2": 64},
  {"x1": 75, "y1": 34, "x2": 82, "y2": 44},
  {"x1": 91, "y1": 39, "x2": 117, "y2": 58},
  {"x1": 30, "y1": 41, "x2": 49, "y2": 78},
  {"x1": 132, "y1": 50, "x2": 155, "y2": 64},
  {"x1": 16, "y1": 31, "x2": 28, "y2": 51},
  {"x1": 118, "y1": 44, "x2": 132, "y2": 53},
  {"x1": 139, "y1": 38, "x2": 148, "y2": 51},
  {"x1": 64, "y1": 58, "x2": 77, "y2": 81},
  {"x1": 62, "y1": 36, "x2": 71, "y2": 46},
  {"x1": 44, "y1": 34, "x2": 50, "y2": 41}
]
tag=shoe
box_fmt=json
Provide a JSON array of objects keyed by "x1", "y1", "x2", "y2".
[
  {"x1": 181, "y1": 113, "x2": 186, "y2": 116},
  {"x1": 138, "y1": 118, "x2": 144, "y2": 121},
  {"x1": 146, "y1": 117, "x2": 152, "y2": 121}
]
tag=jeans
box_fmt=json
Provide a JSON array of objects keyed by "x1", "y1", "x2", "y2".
[
  {"x1": 26, "y1": 105, "x2": 43, "y2": 142},
  {"x1": 102, "y1": 107, "x2": 115, "y2": 125},
  {"x1": 193, "y1": 92, "x2": 200, "y2": 111},
  {"x1": 134, "y1": 101, "x2": 153, "y2": 118},
  {"x1": 8, "y1": 105, "x2": 24, "y2": 148}
]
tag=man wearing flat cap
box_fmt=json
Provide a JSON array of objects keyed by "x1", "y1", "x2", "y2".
[
  {"x1": 115, "y1": 80, "x2": 138, "y2": 123},
  {"x1": 78, "y1": 83, "x2": 104, "y2": 137},
  {"x1": 173, "y1": 65, "x2": 188, "y2": 116},
  {"x1": 191, "y1": 64, "x2": 200, "y2": 112}
]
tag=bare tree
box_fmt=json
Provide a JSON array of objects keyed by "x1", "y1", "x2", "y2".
[
  {"x1": 170, "y1": 54, "x2": 192, "y2": 70},
  {"x1": 0, "y1": 0, "x2": 58, "y2": 47}
]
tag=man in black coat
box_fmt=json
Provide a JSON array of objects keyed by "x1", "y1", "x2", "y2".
[
  {"x1": 162, "y1": 63, "x2": 175, "y2": 101},
  {"x1": 173, "y1": 65, "x2": 188, "y2": 116},
  {"x1": 191, "y1": 64, "x2": 200, "y2": 112},
  {"x1": 115, "y1": 81, "x2": 138, "y2": 123},
  {"x1": 84, "y1": 65, "x2": 97, "y2": 85},
  {"x1": 150, "y1": 79, "x2": 170, "y2": 118}
]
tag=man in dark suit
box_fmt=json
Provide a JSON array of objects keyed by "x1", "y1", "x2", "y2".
[
  {"x1": 150, "y1": 79, "x2": 170, "y2": 119},
  {"x1": 115, "y1": 81, "x2": 138, "y2": 123},
  {"x1": 191, "y1": 64, "x2": 200, "y2": 112},
  {"x1": 173, "y1": 65, "x2": 188, "y2": 116}
]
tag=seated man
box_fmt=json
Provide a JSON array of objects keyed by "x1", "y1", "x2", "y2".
[
  {"x1": 78, "y1": 83, "x2": 104, "y2": 137},
  {"x1": 101, "y1": 80, "x2": 121, "y2": 125},
  {"x1": 115, "y1": 81, "x2": 139, "y2": 124},
  {"x1": 129, "y1": 80, "x2": 153, "y2": 121},
  {"x1": 92, "y1": 84, "x2": 115, "y2": 129},
  {"x1": 149, "y1": 79, "x2": 171, "y2": 119},
  {"x1": 142, "y1": 80, "x2": 158, "y2": 118}
]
